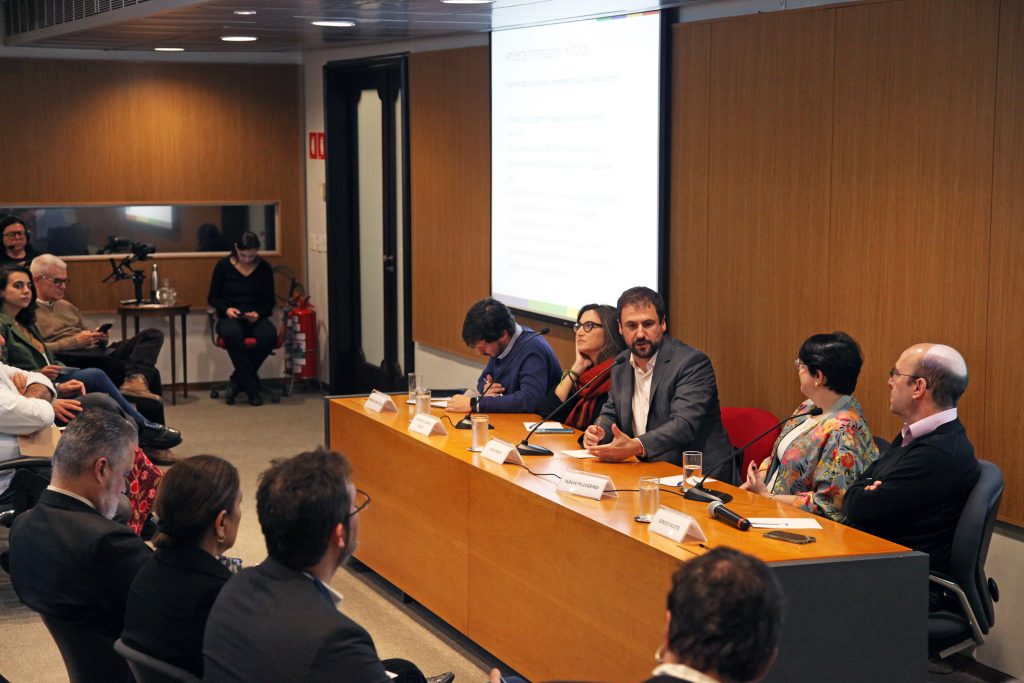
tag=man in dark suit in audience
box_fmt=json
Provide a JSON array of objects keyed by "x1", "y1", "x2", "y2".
[
  {"x1": 583, "y1": 286, "x2": 732, "y2": 476},
  {"x1": 203, "y1": 448, "x2": 454, "y2": 683},
  {"x1": 843, "y1": 343, "x2": 979, "y2": 575},
  {"x1": 8, "y1": 409, "x2": 150, "y2": 638}
]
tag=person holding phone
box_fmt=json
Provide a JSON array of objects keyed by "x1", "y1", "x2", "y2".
[{"x1": 31, "y1": 254, "x2": 165, "y2": 401}]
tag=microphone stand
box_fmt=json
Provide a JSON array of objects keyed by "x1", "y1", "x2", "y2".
[
  {"x1": 683, "y1": 407, "x2": 824, "y2": 504},
  {"x1": 517, "y1": 356, "x2": 624, "y2": 456}
]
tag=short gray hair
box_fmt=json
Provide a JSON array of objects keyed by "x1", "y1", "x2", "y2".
[
  {"x1": 29, "y1": 253, "x2": 67, "y2": 276},
  {"x1": 53, "y1": 409, "x2": 137, "y2": 479}
]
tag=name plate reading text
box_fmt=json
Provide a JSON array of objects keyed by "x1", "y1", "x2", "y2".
[
  {"x1": 480, "y1": 438, "x2": 524, "y2": 466},
  {"x1": 364, "y1": 390, "x2": 397, "y2": 413},
  {"x1": 408, "y1": 413, "x2": 448, "y2": 437},
  {"x1": 557, "y1": 469, "x2": 617, "y2": 500},
  {"x1": 650, "y1": 506, "x2": 706, "y2": 543}
]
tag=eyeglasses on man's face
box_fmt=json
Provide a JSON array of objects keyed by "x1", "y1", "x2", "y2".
[
  {"x1": 347, "y1": 489, "x2": 371, "y2": 519},
  {"x1": 573, "y1": 321, "x2": 604, "y2": 333},
  {"x1": 39, "y1": 274, "x2": 70, "y2": 287},
  {"x1": 3, "y1": 230, "x2": 26, "y2": 239},
  {"x1": 888, "y1": 368, "x2": 921, "y2": 381}
]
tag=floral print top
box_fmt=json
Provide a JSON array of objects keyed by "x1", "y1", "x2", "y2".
[{"x1": 768, "y1": 396, "x2": 879, "y2": 521}]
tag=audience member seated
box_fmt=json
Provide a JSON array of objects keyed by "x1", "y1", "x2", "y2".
[
  {"x1": 740, "y1": 332, "x2": 879, "y2": 521},
  {"x1": 843, "y1": 343, "x2": 979, "y2": 576},
  {"x1": 0, "y1": 357, "x2": 57, "y2": 517},
  {"x1": 8, "y1": 410, "x2": 152, "y2": 639},
  {"x1": 197, "y1": 223, "x2": 227, "y2": 251},
  {"x1": 203, "y1": 448, "x2": 454, "y2": 683},
  {"x1": 583, "y1": 286, "x2": 732, "y2": 474},
  {"x1": 207, "y1": 231, "x2": 277, "y2": 406},
  {"x1": 32, "y1": 253, "x2": 164, "y2": 401},
  {"x1": 534, "y1": 303, "x2": 624, "y2": 430},
  {"x1": 122, "y1": 455, "x2": 242, "y2": 678},
  {"x1": 0, "y1": 215, "x2": 41, "y2": 267},
  {"x1": 0, "y1": 264, "x2": 181, "y2": 451},
  {"x1": 446, "y1": 298, "x2": 560, "y2": 415}
]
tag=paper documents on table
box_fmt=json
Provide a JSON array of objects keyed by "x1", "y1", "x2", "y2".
[
  {"x1": 524, "y1": 421, "x2": 573, "y2": 433},
  {"x1": 658, "y1": 475, "x2": 717, "y2": 487},
  {"x1": 560, "y1": 449, "x2": 595, "y2": 459},
  {"x1": 748, "y1": 518, "x2": 823, "y2": 529}
]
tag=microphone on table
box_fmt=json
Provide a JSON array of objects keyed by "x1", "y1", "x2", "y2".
[
  {"x1": 517, "y1": 356, "x2": 625, "y2": 456},
  {"x1": 683, "y1": 406, "x2": 824, "y2": 504},
  {"x1": 456, "y1": 328, "x2": 551, "y2": 429},
  {"x1": 708, "y1": 500, "x2": 751, "y2": 531}
]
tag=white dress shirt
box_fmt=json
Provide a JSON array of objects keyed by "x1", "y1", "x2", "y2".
[
  {"x1": 630, "y1": 351, "x2": 659, "y2": 437},
  {"x1": 0, "y1": 363, "x2": 56, "y2": 493}
]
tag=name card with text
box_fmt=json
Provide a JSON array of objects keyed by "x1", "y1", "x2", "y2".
[
  {"x1": 408, "y1": 413, "x2": 448, "y2": 437},
  {"x1": 480, "y1": 438, "x2": 524, "y2": 466},
  {"x1": 649, "y1": 506, "x2": 706, "y2": 543},
  {"x1": 364, "y1": 390, "x2": 397, "y2": 413},
  {"x1": 557, "y1": 469, "x2": 617, "y2": 500}
]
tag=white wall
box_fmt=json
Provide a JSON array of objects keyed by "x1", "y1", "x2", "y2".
[{"x1": 977, "y1": 525, "x2": 1024, "y2": 676}]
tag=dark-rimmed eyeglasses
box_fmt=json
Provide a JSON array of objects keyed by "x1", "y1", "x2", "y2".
[
  {"x1": 347, "y1": 489, "x2": 371, "y2": 519},
  {"x1": 573, "y1": 321, "x2": 604, "y2": 333},
  {"x1": 38, "y1": 274, "x2": 69, "y2": 287},
  {"x1": 888, "y1": 368, "x2": 921, "y2": 381},
  {"x1": 3, "y1": 230, "x2": 26, "y2": 239}
]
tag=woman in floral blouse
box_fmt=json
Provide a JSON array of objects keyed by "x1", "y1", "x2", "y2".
[{"x1": 741, "y1": 332, "x2": 878, "y2": 521}]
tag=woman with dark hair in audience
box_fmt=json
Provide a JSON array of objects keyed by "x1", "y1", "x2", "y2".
[
  {"x1": 208, "y1": 231, "x2": 276, "y2": 406},
  {"x1": 740, "y1": 331, "x2": 878, "y2": 521},
  {"x1": 122, "y1": 455, "x2": 242, "y2": 677},
  {"x1": 534, "y1": 304, "x2": 625, "y2": 430},
  {"x1": 0, "y1": 215, "x2": 41, "y2": 267},
  {"x1": 0, "y1": 264, "x2": 182, "y2": 450}
]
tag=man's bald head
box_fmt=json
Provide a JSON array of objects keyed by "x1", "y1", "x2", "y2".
[{"x1": 904, "y1": 343, "x2": 968, "y2": 409}]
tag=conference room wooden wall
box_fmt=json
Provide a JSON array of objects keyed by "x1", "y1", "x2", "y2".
[
  {"x1": 410, "y1": 0, "x2": 1022, "y2": 524},
  {"x1": 0, "y1": 59, "x2": 305, "y2": 310}
]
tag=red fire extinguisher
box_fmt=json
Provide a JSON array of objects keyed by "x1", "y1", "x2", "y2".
[{"x1": 285, "y1": 296, "x2": 318, "y2": 379}]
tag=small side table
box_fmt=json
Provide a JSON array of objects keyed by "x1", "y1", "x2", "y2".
[{"x1": 117, "y1": 301, "x2": 191, "y2": 405}]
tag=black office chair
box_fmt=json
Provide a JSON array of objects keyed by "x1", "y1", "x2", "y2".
[
  {"x1": 40, "y1": 614, "x2": 130, "y2": 683},
  {"x1": 927, "y1": 459, "x2": 1003, "y2": 660},
  {"x1": 0, "y1": 457, "x2": 52, "y2": 528},
  {"x1": 114, "y1": 638, "x2": 202, "y2": 683},
  {"x1": 873, "y1": 435, "x2": 891, "y2": 453}
]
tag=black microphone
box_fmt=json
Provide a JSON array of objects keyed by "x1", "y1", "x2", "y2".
[
  {"x1": 456, "y1": 327, "x2": 551, "y2": 429},
  {"x1": 683, "y1": 406, "x2": 825, "y2": 504},
  {"x1": 707, "y1": 500, "x2": 751, "y2": 531},
  {"x1": 517, "y1": 356, "x2": 625, "y2": 456}
]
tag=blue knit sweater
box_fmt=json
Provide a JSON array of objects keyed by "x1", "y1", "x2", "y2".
[{"x1": 475, "y1": 326, "x2": 561, "y2": 414}]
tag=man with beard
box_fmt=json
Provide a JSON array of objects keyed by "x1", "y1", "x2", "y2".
[
  {"x1": 583, "y1": 286, "x2": 731, "y2": 476},
  {"x1": 203, "y1": 449, "x2": 454, "y2": 683}
]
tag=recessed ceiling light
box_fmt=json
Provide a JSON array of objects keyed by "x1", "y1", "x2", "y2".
[
  {"x1": 441, "y1": 0, "x2": 494, "y2": 4},
  {"x1": 154, "y1": 47, "x2": 185, "y2": 52},
  {"x1": 233, "y1": 10, "x2": 256, "y2": 15},
  {"x1": 311, "y1": 20, "x2": 356, "y2": 27},
  {"x1": 221, "y1": 35, "x2": 258, "y2": 42}
]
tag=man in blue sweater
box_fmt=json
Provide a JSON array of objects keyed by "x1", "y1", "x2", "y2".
[{"x1": 446, "y1": 298, "x2": 560, "y2": 414}]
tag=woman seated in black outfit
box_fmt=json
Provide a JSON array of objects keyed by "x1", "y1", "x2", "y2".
[
  {"x1": 208, "y1": 231, "x2": 276, "y2": 405},
  {"x1": 122, "y1": 455, "x2": 242, "y2": 677},
  {"x1": 535, "y1": 303, "x2": 624, "y2": 430}
]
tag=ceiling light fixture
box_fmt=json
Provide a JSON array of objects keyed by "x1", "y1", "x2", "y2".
[
  {"x1": 233, "y1": 10, "x2": 257, "y2": 15},
  {"x1": 221, "y1": 35, "x2": 258, "y2": 42},
  {"x1": 154, "y1": 47, "x2": 185, "y2": 52},
  {"x1": 311, "y1": 20, "x2": 356, "y2": 27}
]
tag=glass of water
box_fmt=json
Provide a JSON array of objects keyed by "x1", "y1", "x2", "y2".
[
  {"x1": 635, "y1": 476, "x2": 660, "y2": 523},
  {"x1": 408, "y1": 373, "x2": 423, "y2": 403},
  {"x1": 469, "y1": 414, "x2": 489, "y2": 452},
  {"x1": 683, "y1": 451, "x2": 703, "y2": 491},
  {"x1": 415, "y1": 388, "x2": 432, "y2": 416}
]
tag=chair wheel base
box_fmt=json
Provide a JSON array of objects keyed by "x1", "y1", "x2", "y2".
[
  {"x1": 225, "y1": 395, "x2": 235, "y2": 405},
  {"x1": 210, "y1": 389, "x2": 220, "y2": 399}
]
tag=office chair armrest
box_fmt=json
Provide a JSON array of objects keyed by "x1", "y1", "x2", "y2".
[
  {"x1": 929, "y1": 573, "x2": 985, "y2": 645},
  {"x1": 0, "y1": 457, "x2": 54, "y2": 472}
]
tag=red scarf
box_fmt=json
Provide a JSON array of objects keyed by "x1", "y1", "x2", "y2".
[{"x1": 566, "y1": 357, "x2": 616, "y2": 430}]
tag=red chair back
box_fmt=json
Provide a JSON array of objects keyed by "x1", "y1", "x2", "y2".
[{"x1": 720, "y1": 407, "x2": 781, "y2": 475}]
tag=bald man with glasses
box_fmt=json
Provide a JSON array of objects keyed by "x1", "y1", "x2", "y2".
[{"x1": 843, "y1": 343, "x2": 979, "y2": 575}]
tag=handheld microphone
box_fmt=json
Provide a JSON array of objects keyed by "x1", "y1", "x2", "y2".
[
  {"x1": 683, "y1": 406, "x2": 824, "y2": 504},
  {"x1": 517, "y1": 356, "x2": 625, "y2": 456},
  {"x1": 707, "y1": 500, "x2": 751, "y2": 531},
  {"x1": 456, "y1": 327, "x2": 550, "y2": 429}
]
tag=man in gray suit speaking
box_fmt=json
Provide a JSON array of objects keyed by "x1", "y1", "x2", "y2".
[{"x1": 583, "y1": 286, "x2": 732, "y2": 478}]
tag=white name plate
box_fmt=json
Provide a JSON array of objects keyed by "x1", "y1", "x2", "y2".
[
  {"x1": 650, "y1": 506, "x2": 706, "y2": 543},
  {"x1": 480, "y1": 438, "x2": 524, "y2": 466},
  {"x1": 364, "y1": 390, "x2": 397, "y2": 413},
  {"x1": 408, "y1": 413, "x2": 448, "y2": 437},
  {"x1": 557, "y1": 468, "x2": 617, "y2": 500}
]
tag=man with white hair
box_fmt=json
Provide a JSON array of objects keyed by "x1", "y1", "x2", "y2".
[
  {"x1": 843, "y1": 343, "x2": 979, "y2": 574},
  {"x1": 31, "y1": 253, "x2": 164, "y2": 401}
]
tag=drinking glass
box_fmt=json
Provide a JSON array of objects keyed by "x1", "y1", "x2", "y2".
[
  {"x1": 470, "y1": 414, "x2": 489, "y2": 451},
  {"x1": 415, "y1": 388, "x2": 432, "y2": 416},
  {"x1": 408, "y1": 373, "x2": 423, "y2": 403},
  {"x1": 635, "y1": 476, "x2": 660, "y2": 523},
  {"x1": 683, "y1": 451, "x2": 703, "y2": 491}
]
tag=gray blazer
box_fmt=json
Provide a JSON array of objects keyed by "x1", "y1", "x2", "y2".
[{"x1": 596, "y1": 336, "x2": 733, "y2": 479}]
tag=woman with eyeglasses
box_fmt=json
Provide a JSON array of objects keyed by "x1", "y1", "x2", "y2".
[
  {"x1": 740, "y1": 332, "x2": 879, "y2": 521},
  {"x1": 535, "y1": 303, "x2": 625, "y2": 431},
  {"x1": 122, "y1": 455, "x2": 243, "y2": 677},
  {"x1": 0, "y1": 215, "x2": 41, "y2": 267}
]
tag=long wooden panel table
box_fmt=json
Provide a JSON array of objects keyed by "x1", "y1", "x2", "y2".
[{"x1": 329, "y1": 396, "x2": 927, "y2": 682}]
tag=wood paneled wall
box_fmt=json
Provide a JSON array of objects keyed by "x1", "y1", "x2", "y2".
[
  {"x1": 408, "y1": 0, "x2": 1023, "y2": 524},
  {"x1": 0, "y1": 59, "x2": 304, "y2": 311}
]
